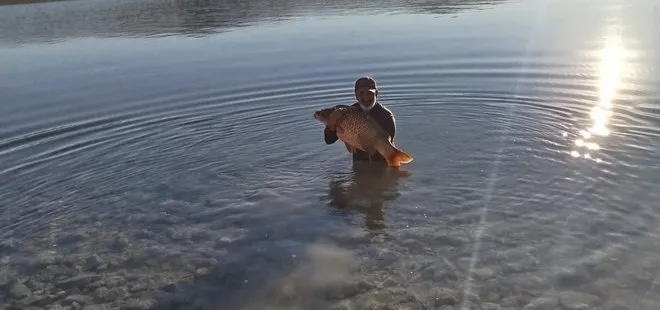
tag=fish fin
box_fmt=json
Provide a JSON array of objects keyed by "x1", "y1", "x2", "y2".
[
  {"x1": 385, "y1": 147, "x2": 414, "y2": 167},
  {"x1": 344, "y1": 142, "x2": 356, "y2": 153}
]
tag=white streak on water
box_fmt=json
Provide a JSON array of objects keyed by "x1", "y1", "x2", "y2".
[{"x1": 459, "y1": 1, "x2": 551, "y2": 308}]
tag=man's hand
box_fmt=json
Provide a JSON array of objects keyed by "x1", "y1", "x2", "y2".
[{"x1": 324, "y1": 126, "x2": 339, "y2": 144}]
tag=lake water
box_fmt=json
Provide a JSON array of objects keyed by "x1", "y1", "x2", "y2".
[{"x1": 1, "y1": 0, "x2": 659, "y2": 309}]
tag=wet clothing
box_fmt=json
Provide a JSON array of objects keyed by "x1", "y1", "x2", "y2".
[{"x1": 324, "y1": 102, "x2": 396, "y2": 163}]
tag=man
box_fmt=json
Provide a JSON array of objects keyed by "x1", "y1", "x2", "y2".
[{"x1": 324, "y1": 76, "x2": 396, "y2": 163}]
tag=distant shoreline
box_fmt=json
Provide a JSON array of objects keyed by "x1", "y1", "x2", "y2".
[{"x1": 0, "y1": 0, "x2": 67, "y2": 6}]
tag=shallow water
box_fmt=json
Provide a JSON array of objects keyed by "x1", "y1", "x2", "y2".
[{"x1": 1, "y1": 0, "x2": 659, "y2": 309}]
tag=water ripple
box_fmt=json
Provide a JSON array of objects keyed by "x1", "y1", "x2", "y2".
[{"x1": 1, "y1": 0, "x2": 660, "y2": 309}]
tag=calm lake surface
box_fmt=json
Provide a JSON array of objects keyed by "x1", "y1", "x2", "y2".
[{"x1": 1, "y1": 0, "x2": 659, "y2": 309}]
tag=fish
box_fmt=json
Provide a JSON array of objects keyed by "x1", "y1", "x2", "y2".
[{"x1": 313, "y1": 104, "x2": 413, "y2": 167}]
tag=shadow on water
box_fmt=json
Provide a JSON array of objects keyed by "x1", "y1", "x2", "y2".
[
  {"x1": 142, "y1": 162, "x2": 412, "y2": 310},
  {"x1": 0, "y1": 0, "x2": 508, "y2": 46},
  {"x1": 324, "y1": 161, "x2": 411, "y2": 235},
  {"x1": 146, "y1": 241, "x2": 362, "y2": 310}
]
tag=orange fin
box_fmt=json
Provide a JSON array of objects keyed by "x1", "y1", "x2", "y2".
[
  {"x1": 385, "y1": 147, "x2": 414, "y2": 167},
  {"x1": 344, "y1": 142, "x2": 356, "y2": 153}
]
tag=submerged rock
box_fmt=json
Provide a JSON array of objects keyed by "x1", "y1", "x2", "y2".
[
  {"x1": 329, "y1": 301, "x2": 352, "y2": 310},
  {"x1": 56, "y1": 233, "x2": 87, "y2": 246},
  {"x1": 482, "y1": 302, "x2": 502, "y2": 310},
  {"x1": 0, "y1": 238, "x2": 18, "y2": 254},
  {"x1": 58, "y1": 273, "x2": 102, "y2": 289},
  {"x1": 63, "y1": 294, "x2": 92, "y2": 305},
  {"x1": 555, "y1": 268, "x2": 591, "y2": 287},
  {"x1": 103, "y1": 275, "x2": 125, "y2": 288},
  {"x1": 523, "y1": 297, "x2": 556, "y2": 310},
  {"x1": 559, "y1": 291, "x2": 600, "y2": 309},
  {"x1": 124, "y1": 297, "x2": 156, "y2": 310},
  {"x1": 605, "y1": 301, "x2": 632, "y2": 310},
  {"x1": 85, "y1": 255, "x2": 106, "y2": 271},
  {"x1": 472, "y1": 267, "x2": 496, "y2": 280},
  {"x1": 10, "y1": 280, "x2": 33, "y2": 299},
  {"x1": 25, "y1": 279, "x2": 46, "y2": 291},
  {"x1": 431, "y1": 287, "x2": 458, "y2": 306}
]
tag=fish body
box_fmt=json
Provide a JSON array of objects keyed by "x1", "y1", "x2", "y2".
[{"x1": 314, "y1": 104, "x2": 413, "y2": 167}]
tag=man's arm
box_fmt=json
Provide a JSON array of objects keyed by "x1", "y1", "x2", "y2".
[
  {"x1": 324, "y1": 126, "x2": 339, "y2": 144},
  {"x1": 382, "y1": 111, "x2": 396, "y2": 141}
]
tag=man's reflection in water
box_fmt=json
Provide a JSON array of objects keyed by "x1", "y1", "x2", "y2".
[{"x1": 325, "y1": 161, "x2": 410, "y2": 234}]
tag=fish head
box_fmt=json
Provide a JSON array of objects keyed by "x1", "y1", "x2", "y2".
[{"x1": 313, "y1": 105, "x2": 351, "y2": 128}]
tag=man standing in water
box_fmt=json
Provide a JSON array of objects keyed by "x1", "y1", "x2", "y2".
[{"x1": 324, "y1": 76, "x2": 396, "y2": 163}]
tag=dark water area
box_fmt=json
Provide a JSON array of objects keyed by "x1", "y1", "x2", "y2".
[{"x1": 1, "y1": 0, "x2": 659, "y2": 309}]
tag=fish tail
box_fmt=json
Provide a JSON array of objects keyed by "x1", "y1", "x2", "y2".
[{"x1": 383, "y1": 144, "x2": 414, "y2": 167}]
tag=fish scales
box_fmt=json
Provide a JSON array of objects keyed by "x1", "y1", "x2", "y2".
[
  {"x1": 336, "y1": 107, "x2": 388, "y2": 154},
  {"x1": 313, "y1": 104, "x2": 413, "y2": 167}
]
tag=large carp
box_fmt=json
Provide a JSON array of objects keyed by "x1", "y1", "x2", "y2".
[{"x1": 313, "y1": 104, "x2": 413, "y2": 167}]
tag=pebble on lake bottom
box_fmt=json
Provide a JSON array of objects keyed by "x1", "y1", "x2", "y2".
[
  {"x1": 559, "y1": 291, "x2": 600, "y2": 309},
  {"x1": 1, "y1": 181, "x2": 660, "y2": 310}
]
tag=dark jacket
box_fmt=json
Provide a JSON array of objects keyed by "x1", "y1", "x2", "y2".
[{"x1": 323, "y1": 102, "x2": 396, "y2": 162}]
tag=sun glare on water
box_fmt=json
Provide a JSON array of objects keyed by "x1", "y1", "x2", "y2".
[{"x1": 570, "y1": 30, "x2": 626, "y2": 163}]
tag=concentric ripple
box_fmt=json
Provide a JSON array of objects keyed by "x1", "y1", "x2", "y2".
[{"x1": 1, "y1": 0, "x2": 659, "y2": 309}]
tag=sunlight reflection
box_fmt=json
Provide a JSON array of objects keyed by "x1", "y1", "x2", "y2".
[{"x1": 570, "y1": 32, "x2": 625, "y2": 162}]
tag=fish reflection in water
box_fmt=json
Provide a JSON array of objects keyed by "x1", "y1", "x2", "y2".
[{"x1": 324, "y1": 161, "x2": 410, "y2": 233}]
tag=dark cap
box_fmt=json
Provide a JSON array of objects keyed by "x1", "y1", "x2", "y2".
[{"x1": 355, "y1": 76, "x2": 377, "y2": 92}]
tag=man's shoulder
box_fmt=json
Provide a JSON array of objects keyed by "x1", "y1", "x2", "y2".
[{"x1": 375, "y1": 103, "x2": 394, "y2": 118}]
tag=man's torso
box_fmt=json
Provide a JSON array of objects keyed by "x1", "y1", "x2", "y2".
[{"x1": 350, "y1": 102, "x2": 393, "y2": 162}]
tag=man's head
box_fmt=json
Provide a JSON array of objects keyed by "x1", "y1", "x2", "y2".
[{"x1": 354, "y1": 76, "x2": 378, "y2": 111}]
